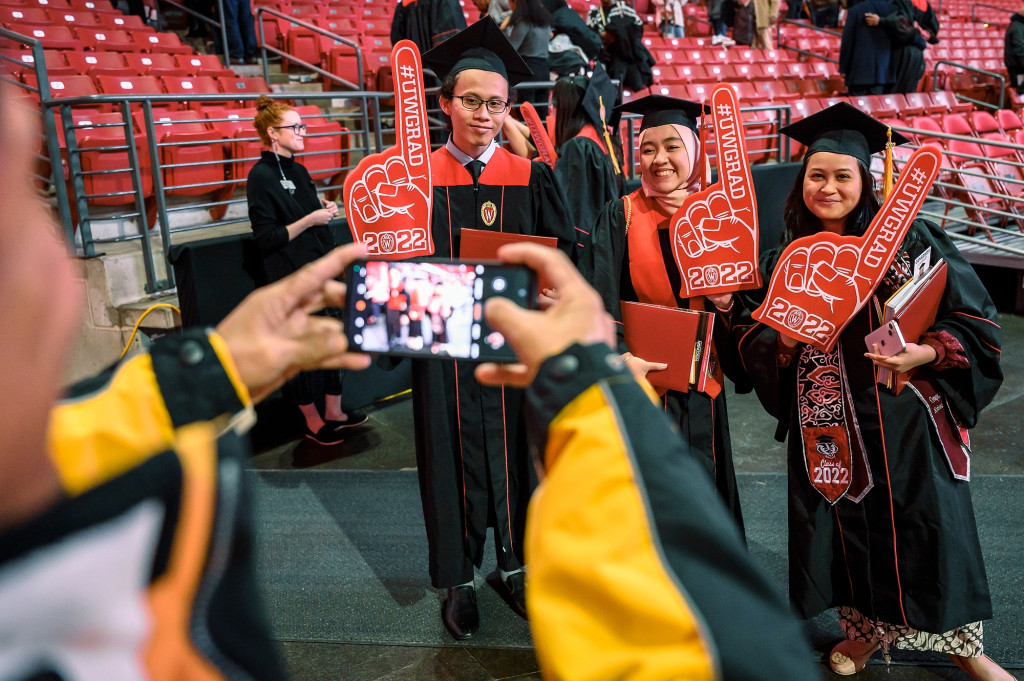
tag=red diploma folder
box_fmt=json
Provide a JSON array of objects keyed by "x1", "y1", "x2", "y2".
[
  {"x1": 620, "y1": 300, "x2": 715, "y2": 394},
  {"x1": 459, "y1": 228, "x2": 558, "y2": 290},
  {"x1": 876, "y1": 259, "x2": 948, "y2": 394}
]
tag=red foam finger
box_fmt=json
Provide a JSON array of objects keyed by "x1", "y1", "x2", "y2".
[
  {"x1": 672, "y1": 84, "x2": 761, "y2": 298},
  {"x1": 344, "y1": 40, "x2": 434, "y2": 259}
]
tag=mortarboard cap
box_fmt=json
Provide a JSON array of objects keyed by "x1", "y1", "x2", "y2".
[
  {"x1": 613, "y1": 94, "x2": 709, "y2": 135},
  {"x1": 579, "y1": 64, "x2": 620, "y2": 129},
  {"x1": 421, "y1": 18, "x2": 533, "y2": 87},
  {"x1": 779, "y1": 102, "x2": 910, "y2": 167}
]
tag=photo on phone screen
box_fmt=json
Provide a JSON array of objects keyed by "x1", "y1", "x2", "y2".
[{"x1": 345, "y1": 259, "x2": 536, "y2": 361}]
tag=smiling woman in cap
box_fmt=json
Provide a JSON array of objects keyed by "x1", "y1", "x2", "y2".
[
  {"x1": 736, "y1": 103, "x2": 1011, "y2": 680},
  {"x1": 412, "y1": 17, "x2": 575, "y2": 643},
  {"x1": 584, "y1": 94, "x2": 752, "y2": 537}
]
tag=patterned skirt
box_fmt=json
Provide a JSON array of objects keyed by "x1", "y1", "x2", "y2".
[{"x1": 839, "y1": 606, "x2": 984, "y2": 657}]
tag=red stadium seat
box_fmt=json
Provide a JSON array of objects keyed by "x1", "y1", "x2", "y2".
[
  {"x1": 122, "y1": 52, "x2": 185, "y2": 77},
  {"x1": 65, "y1": 50, "x2": 130, "y2": 77},
  {"x1": 946, "y1": 137, "x2": 1011, "y2": 235},
  {"x1": 216, "y1": 76, "x2": 271, "y2": 106},
  {"x1": 69, "y1": 111, "x2": 155, "y2": 220},
  {"x1": 98, "y1": 11, "x2": 149, "y2": 29},
  {"x1": 24, "y1": 73, "x2": 107, "y2": 113},
  {"x1": 0, "y1": 6, "x2": 50, "y2": 25},
  {"x1": 901, "y1": 91, "x2": 929, "y2": 118},
  {"x1": 997, "y1": 108, "x2": 1024, "y2": 134},
  {"x1": 21, "y1": 25, "x2": 82, "y2": 50},
  {"x1": 139, "y1": 109, "x2": 231, "y2": 209},
  {"x1": 161, "y1": 75, "x2": 223, "y2": 109},
  {"x1": 204, "y1": 106, "x2": 261, "y2": 182},
  {"x1": 174, "y1": 54, "x2": 234, "y2": 78},
  {"x1": 132, "y1": 31, "x2": 193, "y2": 54},
  {"x1": 75, "y1": 26, "x2": 137, "y2": 52},
  {"x1": 51, "y1": 9, "x2": 103, "y2": 27}
]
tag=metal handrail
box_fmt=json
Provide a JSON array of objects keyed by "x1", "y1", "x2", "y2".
[
  {"x1": 969, "y1": 2, "x2": 1012, "y2": 26},
  {"x1": 931, "y1": 60, "x2": 1006, "y2": 110},
  {"x1": 153, "y1": 0, "x2": 231, "y2": 66},
  {"x1": 254, "y1": 6, "x2": 362, "y2": 90}
]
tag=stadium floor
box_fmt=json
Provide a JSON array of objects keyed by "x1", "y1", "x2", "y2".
[{"x1": 249, "y1": 314, "x2": 1024, "y2": 681}]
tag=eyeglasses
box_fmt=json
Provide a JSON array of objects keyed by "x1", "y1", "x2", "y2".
[
  {"x1": 453, "y1": 95, "x2": 509, "y2": 114},
  {"x1": 273, "y1": 123, "x2": 307, "y2": 134}
]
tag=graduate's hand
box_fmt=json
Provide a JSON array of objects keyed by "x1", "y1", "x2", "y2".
[
  {"x1": 865, "y1": 341, "x2": 936, "y2": 374},
  {"x1": 624, "y1": 354, "x2": 668, "y2": 381},
  {"x1": 672, "y1": 84, "x2": 761, "y2": 297},
  {"x1": 0, "y1": 86, "x2": 81, "y2": 530},
  {"x1": 216, "y1": 243, "x2": 372, "y2": 404},
  {"x1": 753, "y1": 146, "x2": 941, "y2": 352},
  {"x1": 864, "y1": 12, "x2": 880, "y2": 25},
  {"x1": 344, "y1": 41, "x2": 433, "y2": 258},
  {"x1": 475, "y1": 244, "x2": 616, "y2": 388}
]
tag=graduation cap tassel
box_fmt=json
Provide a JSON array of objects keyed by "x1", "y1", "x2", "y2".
[
  {"x1": 599, "y1": 95, "x2": 621, "y2": 175},
  {"x1": 883, "y1": 126, "x2": 894, "y2": 200}
]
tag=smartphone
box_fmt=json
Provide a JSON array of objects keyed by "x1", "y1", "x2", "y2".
[
  {"x1": 864, "y1": 320, "x2": 907, "y2": 356},
  {"x1": 345, "y1": 258, "x2": 536, "y2": 362}
]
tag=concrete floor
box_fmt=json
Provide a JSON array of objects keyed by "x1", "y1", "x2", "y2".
[{"x1": 249, "y1": 314, "x2": 1024, "y2": 681}]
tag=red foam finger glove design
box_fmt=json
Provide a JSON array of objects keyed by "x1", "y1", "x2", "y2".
[
  {"x1": 673, "y1": 84, "x2": 761, "y2": 297},
  {"x1": 520, "y1": 101, "x2": 556, "y2": 170},
  {"x1": 345, "y1": 40, "x2": 433, "y2": 259},
  {"x1": 752, "y1": 145, "x2": 942, "y2": 352}
]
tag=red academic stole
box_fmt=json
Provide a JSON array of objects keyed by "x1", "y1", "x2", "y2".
[
  {"x1": 796, "y1": 343, "x2": 873, "y2": 504},
  {"x1": 625, "y1": 191, "x2": 723, "y2": 397},
  {"x1": 577, "y1": 124, "x2": 609, "y2": 155}
]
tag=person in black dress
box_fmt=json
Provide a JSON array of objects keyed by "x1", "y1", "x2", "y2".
[{"x1": 247, "y1": 95, "x2": 367, "y2": 445}]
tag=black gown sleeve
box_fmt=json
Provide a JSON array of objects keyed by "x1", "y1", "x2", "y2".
[
  {"x1": 529, "y1": 160, "x2": 578, "y2": 260},
  {"x1": 584, "y1": 196, "x2": 627, "y2": 320},
  {"x1": 911, "y1": 219, "x2": 1003, "y2": 426},
  {"x1": 554, "y1": 138, "x2": 620, "y2": 278}
]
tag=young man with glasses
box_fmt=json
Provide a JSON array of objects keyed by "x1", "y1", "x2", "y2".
[{"x1": 415, "y1": 18, "x2": 575, "y2": 641}]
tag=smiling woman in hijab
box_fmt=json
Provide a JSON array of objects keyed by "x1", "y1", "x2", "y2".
[{"x1": 586, "y1": 95, "x2": 750, "y2": 534}]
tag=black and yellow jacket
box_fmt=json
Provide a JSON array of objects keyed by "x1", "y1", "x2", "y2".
[
  {"x1": 0, "y1": 329, "x2": 286, "y2": 681},
  {"x1": 523, "y1": 344, "x2": 821, "y2": 681}
]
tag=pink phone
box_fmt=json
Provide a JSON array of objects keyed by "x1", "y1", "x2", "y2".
[{"x1": 864, "y1": 320, "x2": 906, "y2": 356}]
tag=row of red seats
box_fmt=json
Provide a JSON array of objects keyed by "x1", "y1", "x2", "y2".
[
  {"x1": 11, "y1": 23, "x2": 192, "y2": 52},
  {"x1": 18, "y1": 71, "x2": 270, "y2": 115},
  {"x1": 652, "y1": 60, "x2": 839, "y2": 85},
  {"x1": 1, "y1": 6, "x2": 146, "y2": 29},
  {"x1": 890, "y1": 112, "x2": 1024, "y2": 237},
  {"x1": 61, "y1": 105, "x2": 350, "y2": 222},
  {"x1": 0, "y1": 0, "x2": 113, "y2": 10},
  {"x1": 4, "y1": 49, "x2": 234, "y2": 79}
]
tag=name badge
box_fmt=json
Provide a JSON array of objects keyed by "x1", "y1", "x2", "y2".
[{"x1": 280, "y1": 179, "x2": 296, "y2": 191}]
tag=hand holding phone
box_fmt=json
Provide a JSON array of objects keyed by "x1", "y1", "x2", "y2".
[
  {"x1": 864, "y1": 320, "x2": 906, "y2": 357},
  {"x1": 345, "y1": 258, "x2": 536, "y2": 362}
]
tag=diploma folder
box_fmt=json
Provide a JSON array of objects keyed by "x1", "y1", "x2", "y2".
[
  {"x1": 620, "y1": 300, "x2": 715, "y2": 394},
  {"x1": 877, "y1": 259, "x2": 948, "y2": 394},
  {"x1": 459, "y1": 229, "x2": 559, "y2": 290}
]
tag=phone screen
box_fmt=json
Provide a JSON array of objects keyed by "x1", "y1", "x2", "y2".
[{"x1": 345, "y1": 258, "x2": 536, "y2": 361}]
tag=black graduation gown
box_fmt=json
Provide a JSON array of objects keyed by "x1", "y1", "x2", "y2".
[
  {"x1": 587, "y1": 192, "x2": 749, "y2": 535},
  {"x1": 389, "y1": 0, "x2": 466, "y2": 53},
  {"x1": 736, "y1": 220, "x2": 1003, "y2": 634},
  {"x1": 413, "y1": 145, "x2": 576, "y2": 588},
  {"x1": 554, "y1": 128, "x2": 621, "y2": 281}
]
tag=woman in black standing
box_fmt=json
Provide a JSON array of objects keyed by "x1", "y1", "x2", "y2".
[{"x1": 247, "y1": 94, "x2": 366, "y2": 444}]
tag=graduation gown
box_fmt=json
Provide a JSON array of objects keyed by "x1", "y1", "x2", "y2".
[
  {"x1": 389, "y1": 0, "x2": 466, "y2": 53},
  {"x1": 587, "y1": 189, "x2": 749, "y2": 534},
  {"x1": 554, "y1": 125, "x2": 622, "y2": 280},
  {"x1": 736, "y1": 219, "x2": 1003, "y2": 634},
  {"x1": 412, "y1": 144, "x2": 575, "y2": 588}
]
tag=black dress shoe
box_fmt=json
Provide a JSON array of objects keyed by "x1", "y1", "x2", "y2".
[
  {"x1": 442, "y1": 585, "x2": 479, "y2": 640},
  {"x1": 304, "y1": 424, "x2": 344, "y2": 446},
  {"x1": 503, "y1": 571, "x2": 527, "y2": 618}
]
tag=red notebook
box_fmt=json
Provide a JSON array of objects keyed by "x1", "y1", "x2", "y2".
[
  {"x1": 620, "y1": 300, "x2": 715, "y2": 394},
  {"x1": 877, "y1": 259, "x2": 948, "y2": 394},
  {"x1": 459, "y1": 229, "x2": 558, "y2": 290}
]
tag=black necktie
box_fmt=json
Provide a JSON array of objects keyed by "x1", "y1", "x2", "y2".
[{"x1": 466, "y1": 160, "x2": 484, "y2": 187}]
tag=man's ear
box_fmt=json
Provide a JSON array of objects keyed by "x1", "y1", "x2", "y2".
[{"x1": 440, "y1": 97, "x2": 452, "y2": 116}]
